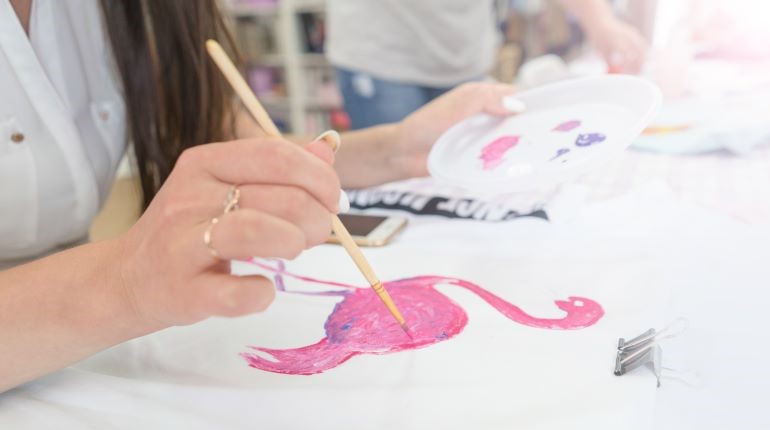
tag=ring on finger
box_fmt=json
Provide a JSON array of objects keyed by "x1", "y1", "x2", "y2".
[
  {"x1": 204, "y1": 185, "x2": 241, "y2": 259},
  {"x1": 223, "y1": 185, "x2": 240, "y2": 213},
  {"x1": 203, "y1": 217, "x2": 221, "y2": 258}
]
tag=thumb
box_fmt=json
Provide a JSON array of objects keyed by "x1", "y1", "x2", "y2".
[
  {"x1": 190, "y1": 273, "x2": 276, "y2": 319},
  {"x1": 479, "y1": 84, "x2": 527, "y2": 116},
  {"x1": 304, "y1": 130, "x2": 341, "y2": 165},
  {"x1": 303, "y1": 130, "x2": 350, "y2": 213}
]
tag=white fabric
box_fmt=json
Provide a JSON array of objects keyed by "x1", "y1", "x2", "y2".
[
  {"x1": 326, "y1": 0, "x2": 499, "y2": 87},
  {"x1": 1, "y1": 181, "x2": 769, "y2": 428},
  {"x1": 1, "y1": 185, "x2": 679, "y2": 429},
  {"x1": 0, "y1": 0, "x2": 126, "y2": 262}
]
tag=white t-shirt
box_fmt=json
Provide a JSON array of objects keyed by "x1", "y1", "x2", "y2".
[
  {"x1": 0, "y1": 0, "x2": 126, "y2": 266},
  {"x1": 326, "y1": 0, "x2": 500, "y2": 87}
]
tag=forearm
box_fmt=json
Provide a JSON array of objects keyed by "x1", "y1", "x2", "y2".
[
  {"x1": 285, "y1": 125, "x2": 406, "y2": 189},
  {"x1": 334, "y1": 124, "x2": 408, "y2": 188},
  {"x1": 0, "y1": 239, "x2": 151, "y2": 392},
  {"x1": 235, "y1": 108, "x2": 410, "y2": 188}
]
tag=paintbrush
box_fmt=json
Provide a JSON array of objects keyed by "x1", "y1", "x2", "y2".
[{"x1": 205, "y1": 39, "x2": 410, "y2": 335}]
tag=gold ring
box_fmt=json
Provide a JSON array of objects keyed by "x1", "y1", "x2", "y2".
[
  {"x1": 223, "y1": 185, "x2": 240, "y2": 213},
  {"x1": 203, "y1": 217, "x2": 221, "y2": 258},
  {"x1": 203, "y1": 185, "x2": 240, "y2": 259}
]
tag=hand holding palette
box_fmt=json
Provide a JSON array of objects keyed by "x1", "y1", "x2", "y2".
[{"x1": 428, "y1": 75, "x2": 661, "y2": 194}]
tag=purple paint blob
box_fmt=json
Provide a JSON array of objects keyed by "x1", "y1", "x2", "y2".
[
  {"x1": 550, "y1": 148, "x2": 570, "y2": 161},
  {"x1": 575, "y1": 133, "x2": 606, "y2": 147},
  {"x1": 554, "y1": 120, "x2": 581, "y2": 132},
  {"x1": 241, "y1": 260, "x2": 605, "y2": 375},
  {"x1": 479, "y1": 135, "x2": 520, "y2": 170}
]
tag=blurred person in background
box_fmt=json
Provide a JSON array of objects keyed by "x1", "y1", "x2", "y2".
[{"x1": 327, "y1": 0, "x2": 647, "y2": 129}]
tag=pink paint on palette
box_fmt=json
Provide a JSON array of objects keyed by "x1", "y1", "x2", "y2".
[
  {"x1": 241, "y1": 260, "x2": 604, "y2": 375},
  {"x1": 479, "y1": 135, "x2": 520, "y2": 170},
  {"x1": 554, "y1": 120, "x2": 581, "y2": 132}
]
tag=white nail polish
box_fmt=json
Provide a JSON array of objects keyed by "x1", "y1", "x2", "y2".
[
  {"x1": 502, "y1": 96, "x2": 527, "y2": 114},
  {"x1": 338, "y1": 191, "x2": 350, "y2": 214},
  {"x1": 314, "y1": 130, "x2": 342, "y2": 153}
]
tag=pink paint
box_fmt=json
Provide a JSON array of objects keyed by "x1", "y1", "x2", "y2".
[
  {"x1": 554, "y1": 120, "x2": 581, "y2": 132},
  {"x1": 241, "y1": 260, "x2": 604, "y2": 375},
  {"x1": 479, "y1": 135, "x2": 520, "y2": 170}
]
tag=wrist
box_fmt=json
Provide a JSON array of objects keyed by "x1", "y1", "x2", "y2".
[
  {"x1": 383, "y1": 122, "x2": 409, "y2": 179},
  {"x1": 88, "y1": 236, "x2": 163, "y2": 343},
  {"x1": 388, "y1": 121, "x2": 427, "y2": 181}
]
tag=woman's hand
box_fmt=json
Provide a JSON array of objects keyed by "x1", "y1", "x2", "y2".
[
  {"x1": 117, "y1": 137, "x2": 340, "y2": 330},
  {"x1": 0, "y1": 136, "x2": 341, "y2": 392},
  {"x1": 558, "y1": 0, "x2": 647, "y2": 74},
  {"x1": 586, "y1": 17, "x2": 647, "y2": 74},
  {"x1": 389, "y1": 82, "x2": 523, "y2": 179}
]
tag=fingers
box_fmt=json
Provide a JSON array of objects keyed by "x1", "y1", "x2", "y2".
[
  {"x1": 176, "y1": 139, "x2": 341, "y2": 213},
  {"x1": 456, "y1": 82, "x2": 525, "y2": 118},
  {"x1": 304, "y1": 139, "x2": 335, "y2": 165},
  {"x1": 307, "y1": 130, "x2": 342, "y2": 156},
  {"x1": 237, "y1": 184, "x2": 332, "y2": 242},
  {"x1": 490, "y1": 95, "x2": 527, "y2": 116},
  {"x1": 198, "y1": 208, "x2": 331, "y2": 262},
  {"x1": 188, "y1": 273, "x2": 277, "y2": 318},
  {"x1": 606, "y1": 27, "x2": 647, "y2": 74}
]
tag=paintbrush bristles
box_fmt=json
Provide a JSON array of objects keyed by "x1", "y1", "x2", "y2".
[
  {"x1": 330, "y1": 217, "x2": 408, "y2": 333},
  {"x1": 205, "y1": 40, "x2": 282, "y2": 138},
  {"x1": 371, "y1": 281, "x2": 407, "y2": 326}
]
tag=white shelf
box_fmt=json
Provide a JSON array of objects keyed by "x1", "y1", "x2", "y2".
[
  {"x1": 299, "y1": 53, "x2": 329, "y2": 67},
  {"x1": 259, "y1": 94, "x2": 291, "y2": 109},
  {"x1": 253, "y1": 53, "x2": 328, "y2": 68},
  {"x1": 253, "y1": 54, "x2": 285, "y2": 67},
  {"x1": 228, "y1": 4, "x2": 279, "y2": 18},
  {"x1": 229, "y1": 0, "x2": 334, "y2": 133},
  {"x1": 305, "y1": 98, "x2": 341, "y2": 110},
  {"x1": 292, "y1": 0, "x2": 326, "y2": 14}
]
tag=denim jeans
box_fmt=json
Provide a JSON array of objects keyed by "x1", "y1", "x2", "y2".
[{"x1": 335, "y1": 67, "x2": 454, "y2": 130}]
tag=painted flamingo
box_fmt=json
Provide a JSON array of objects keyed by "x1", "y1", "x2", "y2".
[
  {"x1": 240, "y1": 260, "x2": 604, "y2": 375},
  {"x1": 478, "y1": 135, "x2": 520, "y2": 170}
]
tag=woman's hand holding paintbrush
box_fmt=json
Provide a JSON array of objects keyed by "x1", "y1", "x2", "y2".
[{"x1": 206, "y1": 40, "x2": 411, "y2": 334}]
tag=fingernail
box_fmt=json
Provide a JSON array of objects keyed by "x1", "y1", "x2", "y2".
[
  {"x1": 314, "y1": 130, "x2": 342, "y2": 153},
  {"x1": 502, "y1": 96, "x2": 527, "y2": 114},
  {"x1": 338, "y1": 190, "x2": 350, "y2": 214}
]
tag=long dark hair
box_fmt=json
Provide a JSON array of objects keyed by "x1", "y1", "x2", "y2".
[{"x1": 99, "y1": 0, "x2": 240, "y2": 208}]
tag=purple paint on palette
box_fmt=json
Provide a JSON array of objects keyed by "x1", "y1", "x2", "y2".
[
  {"x1": 575, "y1": 133, "x2": 606, "y2": 147},
  {"x1": 241, "y1": 260, "x2": 605, "y2": 375},
  {"x1": 550, "y1": 148, "x2": 570, "y2": 161},
  {"x1": 554, "y1": 120, "x2": 581, "y2": 132}
]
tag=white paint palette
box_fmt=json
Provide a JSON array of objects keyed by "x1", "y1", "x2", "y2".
[{"x1": 428, "y1": 75, "x2": 662, "y2": 193}]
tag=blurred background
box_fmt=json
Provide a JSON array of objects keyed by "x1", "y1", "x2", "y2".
[
  {"x1": 96, "y1": 0, "x2": 770, "y2": 237},
  {"x1": 221, "y1": 0, "x2": 770, "y2": 134}
]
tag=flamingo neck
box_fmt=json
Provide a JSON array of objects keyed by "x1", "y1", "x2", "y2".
[{"x1": 446, "y1": 278, "x2": 569, "y2": 329}]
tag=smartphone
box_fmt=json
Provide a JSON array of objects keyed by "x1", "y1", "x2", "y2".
[{"x1": 328, "y1": 214, "x2": 408, "y2": 247}]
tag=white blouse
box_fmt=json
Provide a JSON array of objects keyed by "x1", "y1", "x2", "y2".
[{"x1": 0, "y1": 0, "x2": 126, "y2": 263}]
